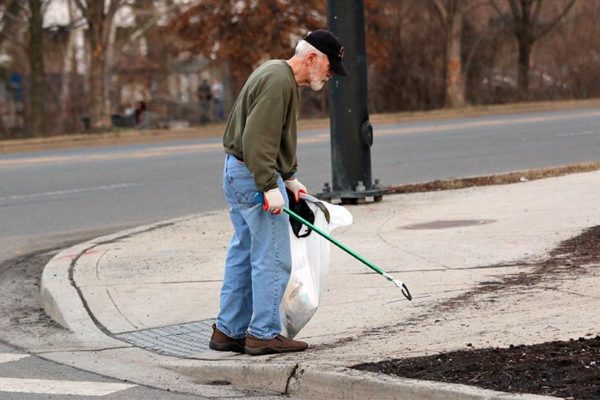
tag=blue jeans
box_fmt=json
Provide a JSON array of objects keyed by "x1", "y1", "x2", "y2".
[{"x1": 216, "y1": 154, "x2": 291, "y2": 340}]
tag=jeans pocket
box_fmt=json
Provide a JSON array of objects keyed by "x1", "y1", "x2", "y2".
[{"x1": 231, "y1": 176, "x2": 259, "y2": 208}]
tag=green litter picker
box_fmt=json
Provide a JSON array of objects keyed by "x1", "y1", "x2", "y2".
[{"x1": 256, "y1": 192, "x2": 412, "y2": 301}]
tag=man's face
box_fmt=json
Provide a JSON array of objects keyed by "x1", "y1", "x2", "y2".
[{"x1": 308, "y1": 54, "x2": 332, "y2": 92}]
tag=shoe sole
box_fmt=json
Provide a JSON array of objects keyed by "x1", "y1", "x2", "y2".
[
  {"x1": 244, "y1": 346, "x2": 307, "y2": 356},
  {"x1": 209, "y1": 340, "x2": 245, "y2": 354}
]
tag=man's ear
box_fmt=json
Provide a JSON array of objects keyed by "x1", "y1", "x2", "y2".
[{"x1": 306, "y1": 52, "x2": 317, "y2": 66}]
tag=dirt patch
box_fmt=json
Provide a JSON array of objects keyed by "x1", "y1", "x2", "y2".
[
  {"x1": 354, "y1": 336, "x2": 600, "y2": 399},
  {"x1": 388, "y1": 162, "x2": 600, "y2": 195},
  {"x1": 353, "y1": 226, "x2": 600, "y2": 399},
  {"x1": 0, "y1": 249, "x2": 65, "y2": 338},
  {"x1": 430, "y1": 225, "x2": 600, "y2": 316}
]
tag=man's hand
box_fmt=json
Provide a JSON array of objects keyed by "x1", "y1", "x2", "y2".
[
  {"x1": 263, "y1": 188, "x2": 285, "y2": 215},
  {"x1": 284, "y1": 178, "x2": 307, "y2": 203}
]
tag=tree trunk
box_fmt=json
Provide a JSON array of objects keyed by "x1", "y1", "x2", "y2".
[
  {"x1": 28, "y1": 0, "x2": 45, "y2": 137},
  {"x1": 88, "y1": 36, "x2": 109, "y2": 129},
  {"x1": 517, "y1": 37, "x2": 531, "y2": 99},
  {"x1": 0, "y1": 103, "x2": 8, "y2": 139},
  {"x1": 509, "y1": 0, "x2": 533, "y2": 99},
  {"x1": 499, "y1": 0, "x2": 576, "y2": 100},
  {"x1": 104, "y1": 20, "x2": 118, "y2": 123},
  {"x1": 83, "y1": 1, "x2": 119, "y2": 130},
  {"x1": 59, "y1": 0, "x2": 77, "y2": 133},
  {"x1": 445, "y1": 0, "x2": 466, "y2": 108}
]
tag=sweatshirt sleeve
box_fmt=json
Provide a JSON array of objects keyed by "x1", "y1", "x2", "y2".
[
  {"x1": 280, "y1": 158, "x2": 297, "y2": 181},
  {"x1": 242, "y1": 97, "x2": 285, "y2": 192}
]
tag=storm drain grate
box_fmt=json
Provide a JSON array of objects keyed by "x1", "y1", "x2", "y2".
[{"x1": 115, "y1": 319, "x2": 214, "y2": 358}]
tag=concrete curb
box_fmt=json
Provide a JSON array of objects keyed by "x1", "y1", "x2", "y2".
[
  {"x1": 289, "y1": 364, "x2": 561, "y2": 400},
  {"x1": 40, "y1": 240, "x2": 114, "y2": 342},
  {"x1": 39, "y1": 215, "x2": 195, "y2": 338},
  {"x1": 162, "y1": 359, "x2": 297, "y2": 394},
  {"x1": 162, "y1": 360, "x2": 560, "y2": 400}
]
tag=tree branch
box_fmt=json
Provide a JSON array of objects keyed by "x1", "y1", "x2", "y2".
[
  {"x1": 66, "y1": 15, "x2": 87, "y2": 30},
  {"x1": 488, "y1": 0, "x2": 503, "y2": 16},
  {"x1": 0, "y1": 30, "x2": 26, "y2": 48},
  {"x1": 41, "y1": 0, "x2": 52, "y2": 16},
  {"x1": 506, "y1": 0, "x2": 522, "y2": 21},
  {"x1": 531, "y1": 0, "x2": 543, "y2": 25},
  {"x1": 0, "y1": 0, "x2": 27, "y2": 47},
  {"x1": 532, "y1": 0, "x2": 576, "y2": 40},
  {"x1": 15, "y1": 1, "x2": 29, "y2": 13},
  {"x1": 108, "y1": 0, "x2": 121, "y2": 17},
  {"x1": 72, "y1": 0, "x2": 89, "y2": 21},
  {"x1": 3, "y1": 7, "x2": 26, "y2": 23},
  {"x1": 488, "y1": 0, "x2": 514, "y2": 35},
  {"x1": 433, "y1": 0, "x2": 448, "y2": 23}
]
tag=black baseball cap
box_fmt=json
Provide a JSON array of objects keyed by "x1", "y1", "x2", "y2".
[{"x1": 304, "y1": 30, "x2": 348, "y2": 76}]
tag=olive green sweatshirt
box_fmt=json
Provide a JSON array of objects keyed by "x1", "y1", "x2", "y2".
[{"x1": 222, "y1": 60, "x2": 300, "y2": 192}]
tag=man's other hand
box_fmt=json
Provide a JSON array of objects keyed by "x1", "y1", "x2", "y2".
[
  {"x1": 263, "y1": 188, "x2": 285, "y2": 215},
  {"x1": 284, "y1": 178, "x2": 307, "y2": 203}
]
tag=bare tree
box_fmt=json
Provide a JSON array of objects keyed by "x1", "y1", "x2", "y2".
[
  {"x1": 0, "y1": 1, "x2": 26, "y2": 49},
  {"x1": 58, "y1": 0, "x2": 81, "y2": 133},
  {"x1": 490, "y1": 0, "x2": 576, "y2": 98},
  {"x1": 73, "y1": 0, "x2": 124, "y2": 129},
  {"x1": 543, "y1": 2, "x2": 600, "y2": 99},
  {"x1": 365, "y1": 1, "x2": 446, "y2": 111},
  {"x1": 433, "y1": 0, "x2": 467, "y2": 108}
]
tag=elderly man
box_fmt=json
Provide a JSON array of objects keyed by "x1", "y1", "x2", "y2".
[{"x1": 210, "y1": 30, "x2": 347, "y2": 356}]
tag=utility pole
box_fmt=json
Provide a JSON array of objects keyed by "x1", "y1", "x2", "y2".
[{"x1": 318, "y1": 0, "x2": 385, "y2": 204}]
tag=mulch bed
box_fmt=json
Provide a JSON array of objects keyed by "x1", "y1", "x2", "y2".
[{"x1": 354, "y1": 336, "x2": 600, "y2": 399}]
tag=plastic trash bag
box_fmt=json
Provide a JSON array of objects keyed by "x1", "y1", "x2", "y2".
[{"x1": 280, "y1": 195, "x2": 353, "y2": 338}]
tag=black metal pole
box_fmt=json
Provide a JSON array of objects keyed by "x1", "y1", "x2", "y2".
[{"x1": 320, "y1": 0, "x2": 385, "y2": 203}]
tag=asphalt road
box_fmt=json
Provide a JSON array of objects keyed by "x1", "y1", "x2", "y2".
[{"x1": 0, "y1": 341, "x2": 211, "y2": 399}]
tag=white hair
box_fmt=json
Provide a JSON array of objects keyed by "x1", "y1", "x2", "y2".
[{"x1": 295, "y1": 39, "x2": 326, "y2": 59}]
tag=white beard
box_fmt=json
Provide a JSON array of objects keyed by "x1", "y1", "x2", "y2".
[
  {"x1": 309, "y1": 58, "x2": 325, "y2": 91},
  {"x1": 310, "y1": 79, "x2": 325, "y2": 91}
]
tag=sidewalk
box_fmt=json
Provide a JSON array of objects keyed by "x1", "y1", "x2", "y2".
[{"x1": 40, "y1": 170, "x2": 600, "y2": 399}]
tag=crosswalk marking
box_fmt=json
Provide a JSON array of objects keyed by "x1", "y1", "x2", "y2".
[
  {"x1": 0, "y1": 353, "x2": 137, "y2": 395},
  {"x1": 0, "y1": 377, "x2": 136, "y2": 396},
  {"x1": 0, "y1": 354, "x2": 29, "y2": 364}
]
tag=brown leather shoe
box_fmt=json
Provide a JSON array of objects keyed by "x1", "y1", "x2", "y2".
[
  {"x1": 209, "y1": 324, "x2": 245, "y2": 353},
  {"x1": 244, "y1": 334, "x2": 308, "y2": 356}
]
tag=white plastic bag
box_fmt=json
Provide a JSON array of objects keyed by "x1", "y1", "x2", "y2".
[{"x1": 280, "y1": 195, "x2": 353, "y2": 338}]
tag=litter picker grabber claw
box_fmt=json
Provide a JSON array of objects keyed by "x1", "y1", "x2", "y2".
[{"x1": 256, "y1": 192, "x2": 412, "y2": 301}]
